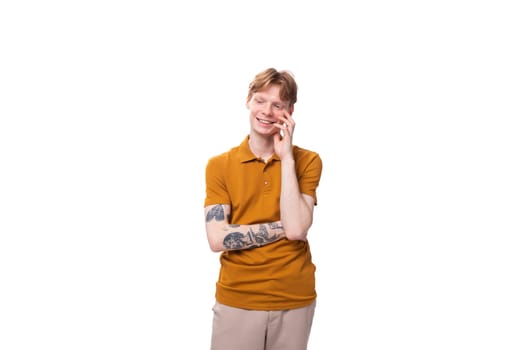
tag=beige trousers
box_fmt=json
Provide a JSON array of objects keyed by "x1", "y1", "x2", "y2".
[{"x1": 210, "y1": 301, "x2": 316, "y2": 350}]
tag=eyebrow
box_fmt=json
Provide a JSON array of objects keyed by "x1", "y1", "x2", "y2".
[{"x1": 253, "y1": 93, "x2": 286, "y2": 104}]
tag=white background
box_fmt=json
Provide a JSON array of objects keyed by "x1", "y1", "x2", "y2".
[{"x1": 1, "y1": 1, "x2": 524, "y2": 349}]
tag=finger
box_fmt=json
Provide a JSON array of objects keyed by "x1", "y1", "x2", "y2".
[
  {"x1": 277, "y1": 114, "x2": 292, "y2": 127},
  {"x1": 280, "y1": 111, "x2": 295, "y2": 127},
  {"x1": 272, "y1": 122, "x2": 289, "y2": 138},
  {"x1": 285, "y1": 114, "x2": 295, "y2": 127}
]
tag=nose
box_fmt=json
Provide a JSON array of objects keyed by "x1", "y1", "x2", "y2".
[{"x1": 263, "y1": 102, "x2": 273, "y2": 116}]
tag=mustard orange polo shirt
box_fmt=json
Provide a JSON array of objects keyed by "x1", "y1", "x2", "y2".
[{"x1": 204, "y1": 135, "x2": 322, "y2": 310}]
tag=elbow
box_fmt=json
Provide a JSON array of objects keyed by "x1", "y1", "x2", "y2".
[
  {"x1": 283, "y1": 219, "x2": 312, "y2": 241},
  {"x1": 207, "y1": 234, "x2": 224, "y2": 252},
  {"x1": 285, "y1": 228, "x2": 309, "y2": 241},
  {"x1": 208, "y1": 240, "x2": 223, "y2": 253}
]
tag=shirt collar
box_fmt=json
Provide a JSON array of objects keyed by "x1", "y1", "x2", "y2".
[{"x1": 238, "y1": 135, "x2": 280, "y2": 163}]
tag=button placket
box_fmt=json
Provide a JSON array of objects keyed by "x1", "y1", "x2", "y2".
[{"x1": 263, "y1": 163, "x2": 271, "y2": 192}]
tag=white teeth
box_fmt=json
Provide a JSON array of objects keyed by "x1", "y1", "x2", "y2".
[{"x1": 257, "y1": 118, "x2": 273, "y2": 124}]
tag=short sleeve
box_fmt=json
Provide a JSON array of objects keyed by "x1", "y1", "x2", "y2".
[
  {"x1": 204, "y1": 155, "x2": 231, "y2": 207},
  {"x1": 297, "y1": 151, "x2": 322, "y2": 205}
]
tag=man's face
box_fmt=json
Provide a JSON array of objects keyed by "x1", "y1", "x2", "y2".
[{"x1": 246, "y1": 85, "x2": 292, "y2": 136}]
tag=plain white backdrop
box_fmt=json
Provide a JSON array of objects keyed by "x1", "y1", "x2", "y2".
[{"x1": 1, "y1": 1, "x2": 524, "y2": 349}]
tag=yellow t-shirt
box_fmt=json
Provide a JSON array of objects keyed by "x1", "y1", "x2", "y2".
[{"x1": 204, "y1": 135, "x2": 322, "y2": 310}]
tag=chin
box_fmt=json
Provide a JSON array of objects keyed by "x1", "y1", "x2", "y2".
[{"x1": 254, "y1": 128, "x2": 276, "y2": 137}]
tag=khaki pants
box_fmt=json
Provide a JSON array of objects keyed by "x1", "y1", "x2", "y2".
[{"x1": 210, "y1": 301, "x2": 316, "y2": 350}]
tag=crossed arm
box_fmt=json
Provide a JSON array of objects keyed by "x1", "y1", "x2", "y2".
[
  {"x1": 204, "y1": 152, "x2": 317, "y2": 252},
  {"x1": 204, "y1": 191, "x2": 315, "y2": 253},
  {"x1": 204, "y1": 204, "x2": 287, "y2": 252}
]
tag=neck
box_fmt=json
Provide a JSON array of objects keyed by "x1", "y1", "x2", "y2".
[{"x1": 248, "y1": 134, "x2": 274, "y2": 161}]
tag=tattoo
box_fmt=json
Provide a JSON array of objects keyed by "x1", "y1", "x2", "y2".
[
  {"x1": 223, "y1": 232, "x2": 245, "y2": 250},
  {"x1": 250, "y1": 224, "x2": 272, "y2": 244},
  {"x1": 206, "y1": 205, "x2": 224, "y2": 222},
  {"x1": 269, "y1": 222, "x2": 283, "y2": 230},
  {"x1": 223, "y1": 224, "x2": 281, "y2": 250}
]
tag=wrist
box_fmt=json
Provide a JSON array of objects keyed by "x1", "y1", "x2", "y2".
[{"x1": 279, "y1": 154, "x2": 295, "y2": 163}]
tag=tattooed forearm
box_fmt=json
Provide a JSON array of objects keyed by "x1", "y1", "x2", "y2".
[
  {"x1": 223, "y1": 224, "x2": 282, "y2": 250},
  {"x1": 205, "y1": 205, "x2": 284, "y2": 251},
  {"x1": 268, "y1": 222, "x2": 283, "y2": 230},
  {"x1": 249, "y1": 224, "x2": 273, "y2": 244},
  {"x1": 223, "y1": 232, "x2": 247, "y2": 250}
]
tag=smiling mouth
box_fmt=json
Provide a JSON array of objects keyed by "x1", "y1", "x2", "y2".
[{"x1": 256, "y1": 117, "x2": 276, "y2": 125}]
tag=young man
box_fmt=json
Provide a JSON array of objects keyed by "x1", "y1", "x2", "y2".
[{"x1": 204, "y1": 68, "x2": 323, "y2": 350}]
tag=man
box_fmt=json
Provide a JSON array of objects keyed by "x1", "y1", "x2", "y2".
[{"x1": 204, "y1": 68, "x2": 322, "y2": 350}]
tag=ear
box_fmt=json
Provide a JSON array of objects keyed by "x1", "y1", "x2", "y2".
[
  {"x1": 288, "y1": 105, "x2": 294, "y2": 115},
  {"x1": 246, "y1": 98, "x2": 251, "y2": 109}
]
